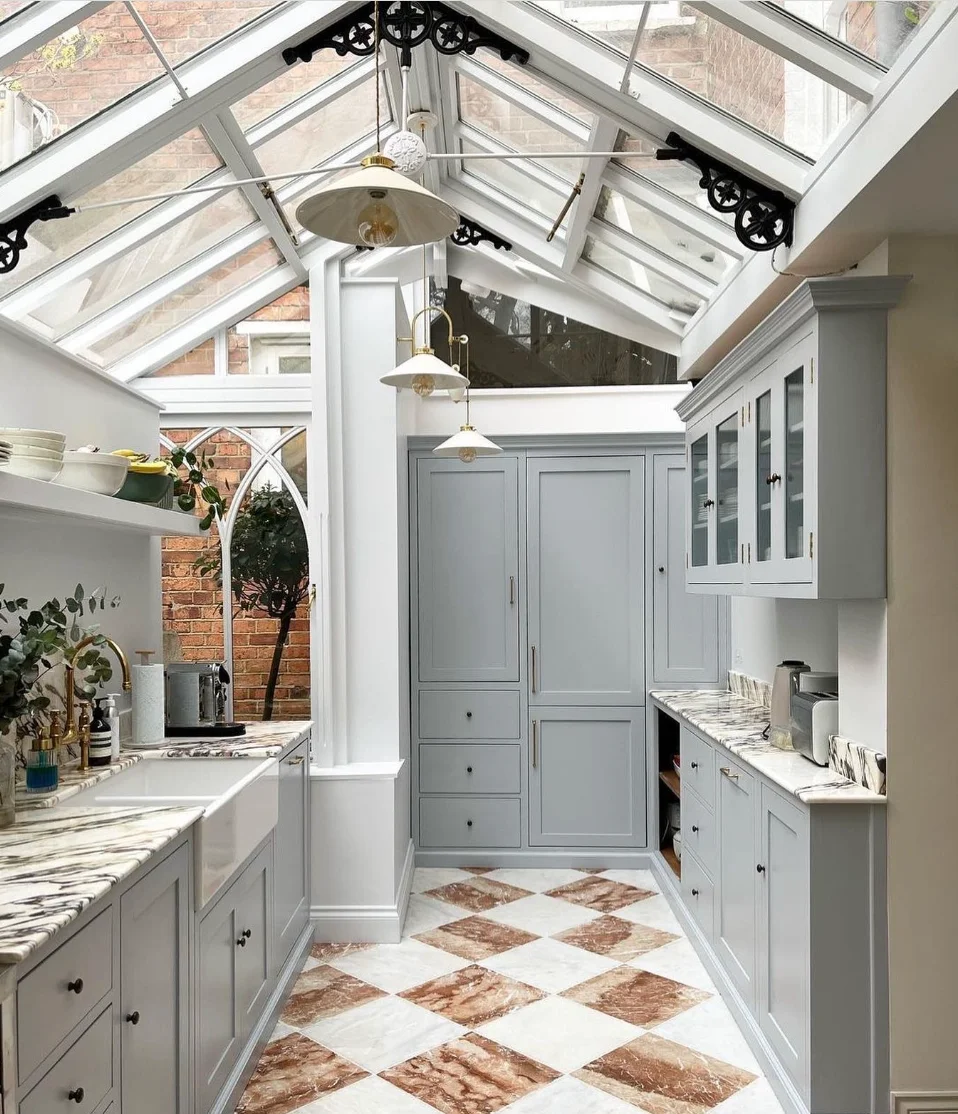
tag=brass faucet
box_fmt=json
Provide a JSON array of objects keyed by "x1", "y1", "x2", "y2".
[{"x1": 61, "y1": 636, "x2": 132, "y2": 758}]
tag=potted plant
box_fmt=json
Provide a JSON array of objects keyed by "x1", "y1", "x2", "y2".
[
  {"x1": 112, "y1": 448, "x2": 226, "y2": 529},
  {"x1": 0, "y1": 584, "x2": 118, "y2": 827}
]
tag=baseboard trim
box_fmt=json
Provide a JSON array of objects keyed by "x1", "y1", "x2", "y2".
[
  {"x1": 415, "y1": 849, "x2": 654, "y2": 869},
  {"x1": 311, "y1": 839, "x2": 415, "y2": 944},
  {"x1": 893, "y1": 1094, "x2": 958, "y2": 1113}
]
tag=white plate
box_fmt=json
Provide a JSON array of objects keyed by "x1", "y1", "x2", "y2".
[
  {"x1": 0, "y1": 428, "x2": 66, "y2": 446},
  {"x1": 8, "y1": 444, "x2": 63, "y2": 461}
]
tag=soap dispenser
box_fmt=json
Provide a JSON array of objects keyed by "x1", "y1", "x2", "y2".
[
  {"x1": 89, "y1": 699, "x2": 113, "y2": 767},
  {"x1": 24, "y1": 727, "x2": 59, "y2": 793}
]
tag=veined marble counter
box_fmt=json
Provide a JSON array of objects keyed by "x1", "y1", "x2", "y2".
[
  {"x1": 0, "y1": 805, "x2": 201, "y2": 964},
  {"x1": 651, "y1": 690, "x2": 886, "y2": 805}
]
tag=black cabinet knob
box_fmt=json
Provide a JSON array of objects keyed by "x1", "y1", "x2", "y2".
[
  {"x1": 691, "y1": 825, "x2": 699, "y2": 833},
  {"x1": 466, "y1": 711, "x2": 473, "y2": 718},
  {"x1": 242, "y1": 928, "x2": 252, "y2": 939},
  {"x1": 658, "y1": 566, "x2": 665, "y2": 573},
  {"x1": 67, "y1": 978, "x2": 83, "y2": 994},
  {"x1": 466, "y1": 766, "x2": 473, "y2": 774},
  {"x1": 756, "y1": 864, "x2": 766, "y2": 874},
  {"x1": 236, "y1": 935, "x2": 247, "y2": 947},
  {"x1": 691, "y1": 888, "x2": 699, "y2": 897},
  {"x1": 466, "y1": 819, "x2": 473, "y2": 827},
  {"x1": 126, "y1": 1010, "x2": 140, "y2": 1026},
  {"x1": 68, "y1": 1088, "x2": 85, "y2": 1104},
  {"x1": 690, "y1": 761, "x2": 698, "y2": 770}
]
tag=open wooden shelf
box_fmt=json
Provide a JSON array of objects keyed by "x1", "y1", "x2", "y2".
[
  {"x1": 662, "y1": 845, "x2": 681, "y2": 878},
  {"x1": 659, "y1": 769, "x2": 681, "y2": 798},
  {"x1": 0, "y1": 471, "x2": 204, "y2": 537}
]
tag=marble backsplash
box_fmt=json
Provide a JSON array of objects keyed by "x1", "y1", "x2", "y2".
[
  {"x1": 828, "y1": 735, "x2": 887, "y2": 796},
  {"x1": 727, "y1": 670, "x2": 771, "y2": 709}
]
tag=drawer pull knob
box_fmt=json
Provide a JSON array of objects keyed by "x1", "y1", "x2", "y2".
[
  {"x1": 765, "y1": 473, "x2": 781, "y2": 485},
  {"x1": 236, "y1": 929, "x2": 252, "y2": 947},
  {"x1": 691, "y1": 888, "x2": 699, "y2": 897},
  {"x1": 126, "y1": 1010, "x2": 140, "y2": 1025},
  {"x1": 691, "y1": 825, "x2": 699, "y2": 833},
  {"x1": 689, "y1": 761, "x2": 698, "y2": 770},
  {"x1": 466, "y1": 766, "x2": 473, "y2": 774},
  {"x1": 68, "y1": 1088, "x2": 85, "y2": 1104},
  {"x1": 756, "y1": 864, "x2": 766, "y2": 874},
  {"x1": 466, "y1": 711, "x2": 472, "y2": 718},
  {"x1": 67, "y1": 978, "x2": 84, "y2": 995},
  {"x1": 467, "y1": 819, "x2": 473, "y2": 827},
  {"x1": 719, "y1": 766, "x2": 740, "y2": 781},
  {"x1": 657, "y1": 566, "x2": 665, "y2": 573}
]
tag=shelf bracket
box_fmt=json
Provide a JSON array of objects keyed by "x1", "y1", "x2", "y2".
[{"x1": 0, "y1": 195, "x2": 74, "y2": 275}]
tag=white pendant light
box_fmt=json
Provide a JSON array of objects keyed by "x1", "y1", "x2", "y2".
[{"x1": 433, "y1": 373, "x2": 502, "y2": 464}]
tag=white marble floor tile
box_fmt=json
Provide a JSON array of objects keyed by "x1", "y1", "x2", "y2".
[
  {"x1": 628, "y1": 937, "x2": 716, "y2": 992},
  {"x1": 301, "y1": 954, "x2": 322, "y2": 972},
  {"x1": 326, "y1": 937, "x2": 468, "y2": 993},
  {"x1": 401, "y1": 893, "x2": 466, "y2": 938},
  {"x1": 478, "y1": 995, "x2": 640, "y2": 1074},
  {"x1": 500, "y1": 1073, "x2": 640, "y2": 1114},
  {"x1": 481, "y1": 936, "x2": 620, "y2": 994},
  {"x1": 411, "y1": 867, "x2": 472, "y2": 894},
  {"x1": 268, "y1": 1019, "x2": 296, "y2": 1042},
  {"x1": 600, "y1": 868, "x2": 660, "y2": 893},
  {"x1": 303, "y1": 995, "x2": 464, "y2": 1073},
  {"x1": 711, "y1": 1076, "x2": 785, "y2": 1113},
  {"x1": 482, "y1": 868, "x2": 585, "y2": 893},
  {"x1": 615, "y1": 893, "x2": 683, "y2": 934},
  {"x1": 482, "y1": 893, "x2": 603, "y2": 936},
  {"x1": 652, "y1": 995, "x2": 760, "y2": 1074},
  {"x1": 297, "y1": 1073, "x2": 438, "y2": 1113}
]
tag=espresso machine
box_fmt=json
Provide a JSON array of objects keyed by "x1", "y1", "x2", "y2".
[{"x1": 164, "y1": 661, "x2": 246, "y2": 737}]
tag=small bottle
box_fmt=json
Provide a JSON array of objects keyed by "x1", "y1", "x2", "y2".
[
  {"x1": 104, "y1": 694, "x2": 120, "y2": 762},
  {"x1": 89, "y1": 699, "x2": 113, "y2": 767},
  {"x1": 25, "y1": 728, "x2": 59, "y2": 793}
]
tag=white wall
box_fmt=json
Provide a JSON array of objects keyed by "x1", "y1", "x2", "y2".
[
  {"x1": 730, "y1": 597, "x2": 839, "y2": 681},
  {"x1": 837, "y1": 601, "x2": 887, "y2": 750}
]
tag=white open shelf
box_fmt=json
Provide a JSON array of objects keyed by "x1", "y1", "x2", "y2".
[{"x1": 0, "y1": 471, "x2": 205, "y2": 537}]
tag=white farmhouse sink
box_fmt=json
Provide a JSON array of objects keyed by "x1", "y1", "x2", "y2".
[{"x1": 64, "y1": 757, "x2": 279, "y2": 908}]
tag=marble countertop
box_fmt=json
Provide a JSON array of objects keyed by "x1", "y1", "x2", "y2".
[
  {"x1": 650, "y1": 690, "x2": 886, "y2": 805},
  {"x1": 0, "y1": 804, "x2": 201, "y2": 965}
]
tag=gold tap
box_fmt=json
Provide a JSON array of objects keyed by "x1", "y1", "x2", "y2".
[
  {"x1": 61, "y1": 636, "x2": 132, "y2": 749},
  {"x1": 77, "y1": 702, "x2": 91, "y2": 770}
]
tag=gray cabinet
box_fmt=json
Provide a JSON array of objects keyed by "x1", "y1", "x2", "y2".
[
  {"x1": 529, "y1": 707, "x2": 645, "y2": 847},
  {"x1": 234, "y1": 848, "x2": 271, "y2": 1038},
  {"x1": 274, "y1": 739, "x2": 310, "y2": 970},
  {"x1": 416, "y1": 456, "x2": 519, "y2": 682},
  {"x1": 119, "y1": 844, "x2": 190, "y2": 1114},
  {"x1": 652, "y1": 454, "x2": 719, "y2": 685},
  {"x1": 716, "y1": 755, "x2": 757, "y2": 1007},
  {"x1": 527, "y1": 457, "x2": 644, "y2": 705}
]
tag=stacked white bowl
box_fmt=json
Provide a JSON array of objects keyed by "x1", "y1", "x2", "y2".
[
  {"x1": 0, "y1": 439, "x2": 10, "y2": 468},
  {"x1": 0, "y1": 428, "x2": 66, "y2": 481}
]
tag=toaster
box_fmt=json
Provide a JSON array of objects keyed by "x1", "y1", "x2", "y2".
[{"x1": 790, "y1": 690, "x2": 839, "y2": 766}]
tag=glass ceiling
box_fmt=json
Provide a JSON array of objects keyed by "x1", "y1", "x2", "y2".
[{"x1": 0, "y1": 0, "x2": 943, "y2": 379}]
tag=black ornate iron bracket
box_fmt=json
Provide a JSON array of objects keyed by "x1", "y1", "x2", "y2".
[
  {"x1": 0, "y1": 195, "x2": 74, "y2": 274},
  {"x1": 656, "y1": 131, "x2": 794, "y2": 253},
  {"x1": 450, "y1": 217, "x2": 511, "y2": 251},
  {"x1": 284, "y1": 2, "x2": 529, "y2": 69}
]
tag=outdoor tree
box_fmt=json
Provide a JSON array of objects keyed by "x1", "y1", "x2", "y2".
[{"x1": 196, "y1": 484, "x2": 309, "y2": 721}]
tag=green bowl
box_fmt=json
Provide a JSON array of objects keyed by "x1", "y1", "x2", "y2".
[{"x1": 114, "y1": 472, "x2": 174, "y2": 506}]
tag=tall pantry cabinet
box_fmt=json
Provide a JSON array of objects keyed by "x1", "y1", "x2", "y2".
[{"x1": 411, "y1": 439, "x2": 724, "y2": 864}]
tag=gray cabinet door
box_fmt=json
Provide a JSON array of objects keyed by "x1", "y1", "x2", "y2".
[
  {"x1": 528, "y1": 458, "x2": 644, "y2": 705},
  {"x1": 274, "y1": 739, "x2": 310, "y2": 970},
  {"x1": 197, "y1": 884, "x2": 241, "y2": 1114},
  {"x1": 120, "y1": 844, "x2": 190, "y2": 1114},
  {"x1": 234, "y1": 845, "x2": 272, "y2": 1041},
  {"x1": 529, "y1": 707, "x2": 646, "y2": 847},
  {"x1": 717, "y1": 757, "x2": 758, "y2": 1006},
  {"x1": 417, "y1": 456, "x2": 519, "y2": 682},
  {"x1": 757, "y1": 785, "x2": 809, "y2": 1094},
  {"x1": 652, "y1": 455, "x2": 720, "y2": 685}
]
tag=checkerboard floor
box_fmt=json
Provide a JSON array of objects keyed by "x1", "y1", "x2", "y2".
[{"x1": 234, "y1": 867, "x2": 784, "y2": 1114}]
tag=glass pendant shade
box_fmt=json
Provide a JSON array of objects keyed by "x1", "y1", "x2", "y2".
[
  {"x1": 295, "y1": 155, "x2": 459, "y2": 247},
  {"x1": 379, "y1": 349, "x2": 469, "y2": 397},
  {"x1": 433, "y1": 424, "x2": 503, "y2": 463}
]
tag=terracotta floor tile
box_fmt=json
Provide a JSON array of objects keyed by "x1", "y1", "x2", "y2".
[
  {"x1": 555, "y1": 915, "x2": 680, "y2": 961},
  {"x1": 234, "y1": 1033, "x2": 366, "y2": 1114},
  {"x1": 545, "y1": 876, "x2": 656, "y2": 913},
  {"x1": 415, "y1": 916, "x2": 539, "y2": 961},
  {"x1": 280, "y1": 965, "x2": 385, "y2": 1027},
  {"x1": 575, "y1": 1032, "x2": 756, "y2": 1113},
  {"x1": 401, "y1": 964, "x2": 545, "y2": 1027},
  {"x1": 462, "y1": 866, "x2": 497, "y2": 874},
  {"x1": 381, "y1": 1032, "x2": 559, "y2": 1114},
  {"x1": 311, "y1": 941, "x2": 373, "y2": 963},
  {"x1": 425, "y1": 877, "x2": 534, "y2": 913},
  {"x1": 563, "y1": 966, "x2": 711, "y2": 1027}
]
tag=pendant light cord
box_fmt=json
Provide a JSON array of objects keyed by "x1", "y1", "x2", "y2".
[{"x1": 374, "y1": 0, "x2": 382, "y2": 152}]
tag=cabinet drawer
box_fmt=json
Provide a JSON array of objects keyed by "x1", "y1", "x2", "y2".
[
  {"x1": 419, "y1": 690, "x2": 520, "y2": 739},
  {"x1": 18, "y1": 908, "x2": 113, "y2": 1082},
  {"x1": 680, "y1": 727, "x2": 715, "y2": 808},
  {"x1": 681, "y1": 849, "x2": 714, "y2": 939},
  {"x1": 420, "y1": 744, "x2": 520, "y2": 794},
  {"x1": 420, "y1": 797, "x2": 520, "y2": 848},
  {"x1": 681, "y1": 785, "x2": 717, "y2": 878},
  {"x1": 21, "y1": 1006, "x2": 113, "y2": 1114}
]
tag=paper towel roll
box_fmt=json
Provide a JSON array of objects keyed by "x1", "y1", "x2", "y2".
[{"x1": 131, "y1": 662, "x2": 165, "y2": 747}]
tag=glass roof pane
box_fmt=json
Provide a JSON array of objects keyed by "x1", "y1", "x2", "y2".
[
  {"x1": 459, "y1": 138, "x2": 568, "y2": 213},
  {"x1": 135, "y1": 1, "x2": 281, "y2": 67},
  {"x1": 769, "y1": 2, "x2": 940, "y2": 67},
  {"x1": 84, "y1": 239, "x2": 284, "y2": 365},
  {"x1": 230, "y1": 54, "x2": 360, "y2": 131},
  {"x1": 27, "y1": 191, "x2": 258, "y2": 338},
  {"x1": 467, "y1": 55, "x2": 594, "y2": 127},
  {"x1": 0, "y1": 4, "x2": 169, "y2": 171},
  {"x1": 532, "y1": 1, "x2": 645, "y2": 54},
  {"x1": 457, "y1": 73, "x2": 584, "y2": 180},
  {"x1": 595, "y1": 184, "x2": 732, "y2": 281},
  {"x1": 628, "y1": 4, "x2": 855, "y2": 158},
  {"x1": 0, "y1": 129, "x2": 223, "y2": 295},
  {"x1": 0, "y1": 3, "x2": 32, "y2": 22},
  {"x1": 583, "y1": 234, "x2": 702, "y2": 313}
]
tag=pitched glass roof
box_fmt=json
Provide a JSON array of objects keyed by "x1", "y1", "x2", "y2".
[{"x1": 0, "y1": 0, "x2": 944, "y2": 380}]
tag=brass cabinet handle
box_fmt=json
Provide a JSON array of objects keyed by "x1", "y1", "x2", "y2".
[
  {"x1": 719, "y1": 766, "x2": 740, "y2": 782},
  {"x1": 532, "y1": 720, "x2": 538, "y2": 769},
  {"x1": 531, "y1": 645, "x2": 537, "y2": 693},
  {"x1": 509, "y1": 575, "x2": 515, "y2": 605}
]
